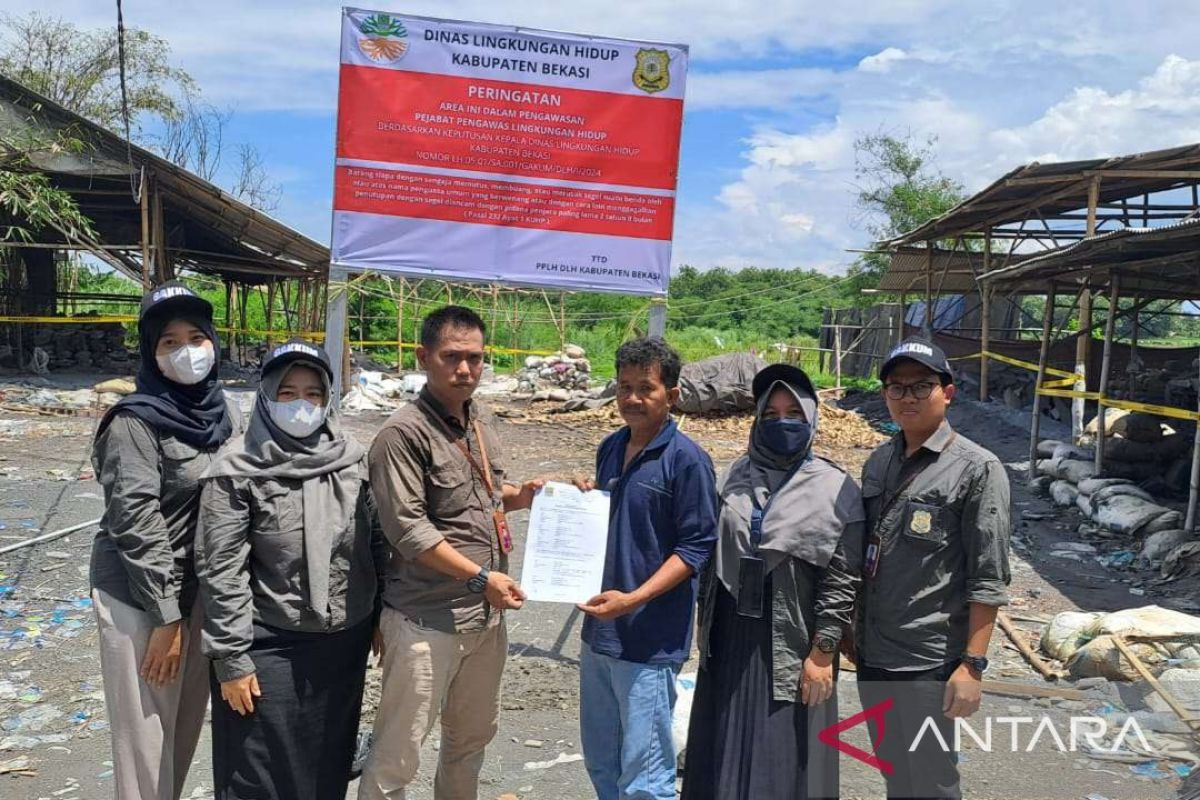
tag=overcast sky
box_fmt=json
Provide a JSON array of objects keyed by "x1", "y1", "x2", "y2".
[{"x1": 9, "y1": 1, "x2": 1200, "y2": 274}]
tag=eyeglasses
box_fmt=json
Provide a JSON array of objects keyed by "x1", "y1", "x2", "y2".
[{"x1": 884, "y1": 381, "x2": 938, "y2": 400}]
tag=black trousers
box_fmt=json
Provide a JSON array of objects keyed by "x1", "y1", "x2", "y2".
[
  {"x1": 210, "y1": 617, "x2": 373, "y2": 800},
  {"x1": 856, "y1": 662, "x2": 961, "y2": 800}
]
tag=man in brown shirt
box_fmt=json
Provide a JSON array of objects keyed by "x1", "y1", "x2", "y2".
[{"x1": 358, "y1": 306, "x2": 543, "y2": 800}]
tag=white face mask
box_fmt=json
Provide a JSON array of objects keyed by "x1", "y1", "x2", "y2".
[
  {"x1": 156, "y1": 343, "x2": 214, "y2": 385},
  {"x1": 268, "y1": 399, "x2": 327, "y2": 439}
]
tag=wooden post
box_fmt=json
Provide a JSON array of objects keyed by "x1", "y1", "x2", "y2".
[
  {"x1": 924, "y1": 242, "x2": 934, "y2": 335},
  {"x1": 1094, "y1": 274, "x2": 1120, "y2": 473},
  {"x1": 980, "y1": 233, "x2": 992, "y2": 401},
  {"x1": 396, "y1": 278, "x2": 406, "y2": 371},
  {"x1": 265, "y1": 280, "x2": 276, "y2": 348},
  {"x1": 1029, "y1": 286, "x2": 1058, "y2": 485},
  {"x1": 1187, "y1": 346, "x2": 1200, "y2": 533},
  {"x1": 139, "y1": 174, "x2": 152, "y2": 290},
  {"x1": 897, "y1": 292, "x2": 906, "y2": 345},
  {"x1": 1130, "y1": 295, "x2": 1140, "y2": 365},
  {"x1": 224, "y1": 280, "x2": 234, "y2": 360},
  {"x1": 1073, "y1": 176, "x2": 1101, "y2": 444},
  {"x1": 834, "y1": 325, "x2": 843, "y2": 390}
]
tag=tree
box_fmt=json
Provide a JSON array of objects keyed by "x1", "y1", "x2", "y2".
[
  {"x1": 849, "y1": 130, "x2": 966, "y2": 295},
  {"x1": 157, "y1": 96, "x2": 228, "y2": 182},
  {"x1": 230, "y1": 144, "x2": 282, "y2": 212},
  {"x1": 0, "y1": 124, "x2": 96, "y2": 244},
  {"x1": 0, "y1": 12, "x2": 194, "y2": 132}
]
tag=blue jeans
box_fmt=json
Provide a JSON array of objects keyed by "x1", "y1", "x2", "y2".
[{"x1": 579, "y1": 644, "x2": 680, "y2": 800}]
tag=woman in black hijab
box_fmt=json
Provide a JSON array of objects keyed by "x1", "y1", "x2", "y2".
[
  {"x1": 681, "y1": 364, "x2": 864, "y2": 800},
  {"x1": 90, "y1": 282, "x2": 241, "y2": 800}
]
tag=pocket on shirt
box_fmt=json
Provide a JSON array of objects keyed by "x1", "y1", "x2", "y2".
[
  {"x1": 251, "y1": 482, "x2": 304, "y2": 534},
  {"x1": 428, "y1": 461, "x2": 474, "y2": 512},
  {"x1": 901, "y1": 501, "x2": 947, "y2": 548}
]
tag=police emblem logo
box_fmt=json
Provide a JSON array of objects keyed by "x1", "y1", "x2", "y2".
[
  {"x1": 632, "y1": 48, "x2": 670, "y2": 94},
  {"x1": 910, "y1": 509, "x2": 933, "y2": 535}
]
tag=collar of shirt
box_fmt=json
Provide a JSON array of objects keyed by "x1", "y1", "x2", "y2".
[
  {"x1": 895, "y1": 418, "x2": 954, "y2": 458},
  {"x1": 417, "y1": 387, "x2": 472, "y2": 433},
  {"x1": 613, "y1": 417, "x2": 678, "y2": 463}
]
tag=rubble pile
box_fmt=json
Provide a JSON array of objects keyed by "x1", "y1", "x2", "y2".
[
  {"x1": 15, "y1": 323, "x2": 134, "y2": 373},
  {"x1": 516, "y1": 345, "x2": 592, "y2": 400}
]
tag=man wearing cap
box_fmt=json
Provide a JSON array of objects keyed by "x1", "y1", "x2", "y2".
[
  {"x1": 359, "y1": 306, "x2": 545, "y2": 800},
  {"x1": 855, "y1": 338, "x2": 1011, "y2": 800}
]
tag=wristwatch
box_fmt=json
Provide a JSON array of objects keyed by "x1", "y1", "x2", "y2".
[
  {"x1": 467, "y1": 567, "x2": 490, "y2": 594},
  {"x1": 960, "y1": 653, "x2": 989, "y2": 674},
  {"x1": 813, "y1": 633, "x2": 839, "y2": 655}
]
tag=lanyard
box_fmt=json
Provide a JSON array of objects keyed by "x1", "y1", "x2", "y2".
[
  {"x1": 748, "y1": 458, "x2": 807, "y2": 554},
  {"x1": 454, "y1": 419, "x2": 497, "y2": 500}
]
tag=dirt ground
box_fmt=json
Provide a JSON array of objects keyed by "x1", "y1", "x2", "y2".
[{"x1": 0, "y1": 375, "x2": 1195, "y2": 799}]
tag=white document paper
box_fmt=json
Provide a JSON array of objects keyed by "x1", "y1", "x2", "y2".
[{"x1": 521, "y1": 482, "x2": 610, "y2": 604}]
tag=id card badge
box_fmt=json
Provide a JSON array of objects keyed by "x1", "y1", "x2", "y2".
[
  {"x1": 737, "y1": 506, "x2": 766, "y2": 618},
  {"x1": 864, "y1": 532, "x2": 882, "y2": 579},
  {"x1": 493, "y1": 509, "x2": 513, "y2": 554},
  {"x1": 736, "y1": 555, "x2": 766, "y2": 618}
]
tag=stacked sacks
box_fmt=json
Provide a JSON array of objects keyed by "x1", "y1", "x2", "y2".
[
  {"x1": 1037, "y1": 439, "x2": 1184, "y2": 538},
  {"x1": 516, "y1": 344, "x2": 592, "y2": 399}
]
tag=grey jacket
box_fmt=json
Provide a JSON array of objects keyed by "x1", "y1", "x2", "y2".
[
  {"x1": 89, "y1": 401, "x2": 244, "y2": 625},
  {"x1": 858, "y1": 420, "x2": 1011, "y2": 671},
  {"x1": 195, "y1": 466, "x2": 388, "y2": 682},
  {"x1": 697, "y1": 512, "x2": 863, "y2": 704}
]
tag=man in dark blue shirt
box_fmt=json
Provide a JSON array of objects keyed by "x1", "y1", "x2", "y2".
[{"x1": 575, "y1": 337, "x2": 718, "y2": 800}]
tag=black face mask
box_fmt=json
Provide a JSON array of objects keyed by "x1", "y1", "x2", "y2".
[{"x1": 757, "y1": 418, "x2": 813, "y2": 456}]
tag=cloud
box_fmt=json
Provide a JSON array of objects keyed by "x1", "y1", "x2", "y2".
[
  {"x1": 858, "y1": 47, "x2": 908, "y2": 73},
  {"x1": 686, "y1": 68, "x2": 836, "y2": 110}
]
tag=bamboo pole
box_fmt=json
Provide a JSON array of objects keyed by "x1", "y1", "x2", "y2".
[
  {"x1": 1187, "y1": 346, "x2": 1200, "y2": 533},
  {"x1": 897, "y1": 292, "x2": 906, "y2": 345},
  {"x1": 224, "y1": 280, "x2": 235, "y2": 360},
  {"x1": 924, "y1": 242, "x2": 934, "y2": 335},
  {"x1": 997, "y1": 611, "x2": 1062, "y2": 681},
  {"x1": 980, "y1": 232, "x2": 992, "y2": 401},
  {"x1": 1073, "y1": 176, "x2": 1101, "y2": 444},
  {"x1": 265, "y1": 280, "x2": 276, "y2": 347},
  {"x1": 1112, "y1": 635, "x2": 1200, "y2": 730},
  {"x1": 139, "y1": 173, "x2": 152, "y2": 290},
  {"x1": 1029, "y1": 285, "x2": 1058, "y2": 485},
  {"x1": 1094, "y1": 274, "x2": 1121, "y2": 473}
]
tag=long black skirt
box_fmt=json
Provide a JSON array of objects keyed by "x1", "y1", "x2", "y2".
[
  {"x1": 210, "y1": 617, "x2": 373, "y2": 800},
  {"x1": 680, "y1": 580, "x2": 839, "y2": 800}
]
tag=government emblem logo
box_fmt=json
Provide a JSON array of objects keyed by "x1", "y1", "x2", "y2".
[
  {"x1": 910, "y1": 509, "x2": 933, "y2": 535},
  {"x1": 632, "y1": 48, "x2": 670, "y2": 94},
  {"x1": 357, "y1": 14, "x2": 409, "y2": 63}
]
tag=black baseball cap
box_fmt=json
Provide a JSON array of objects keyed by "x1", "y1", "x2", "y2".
[
  {"x1": 262, "y1": 338, "x2": 333, "y2": 381},
  {"x1": 880, "y1": 338, "x2": 954, "y2": 383},
  {"x1": 752, "y1": 363, "x2": 817, "y2": 401},
  {"x1": 139, "y1": 281, "x2": 213, "y2": 325}
]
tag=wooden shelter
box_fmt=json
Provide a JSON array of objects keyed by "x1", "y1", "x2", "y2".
[{"x1": 0, "y1": 74, "x2": 329, "y2": 364}]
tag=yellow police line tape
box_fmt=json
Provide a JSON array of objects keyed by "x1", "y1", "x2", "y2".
[
  {"x1": 948, "y1": 350, "x2": 1200, "y2": 421},
  {"x1": 350, "y1": 340, "x2": 557, "y2": 357},
  {"x1": 0, "y1": 316, "x2": 559, "y2": 357}
]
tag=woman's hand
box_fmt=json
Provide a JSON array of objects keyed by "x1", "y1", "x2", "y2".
[
  {"x1": 221, "y1": 673, "x2": 262, "y2": 716},
  {"x1": 371, "y1": 626, "x2": 386, "y2": 664},
  {"x1": 800, "y1": 651, "x2": 835, "y2": 706},
  {"x1": 140, "y1": 621, "x2": 183, "y2": 688}
]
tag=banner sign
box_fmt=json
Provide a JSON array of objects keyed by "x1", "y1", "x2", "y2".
[{"x1": 332, "y1": 9, "x2": 687, "y2": 296}]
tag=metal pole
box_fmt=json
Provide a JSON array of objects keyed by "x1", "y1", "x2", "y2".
[
  {"x1": 1029, "y1": 285, "x2": 1057, "y2": 486},
  {"x1": 648, "y1": 300, "x2": 667, "y2": 338},
  {"x1": 1094, "y1": 274, "x2": 1120, "y2": 473},
  {"x1": 325, "y1": 265, "x2": 350, "y2": 405}
]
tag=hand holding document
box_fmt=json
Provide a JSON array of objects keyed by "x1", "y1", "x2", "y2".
[{"x1": 520, "y1": 481, "x2": 610, "y2": 603}]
